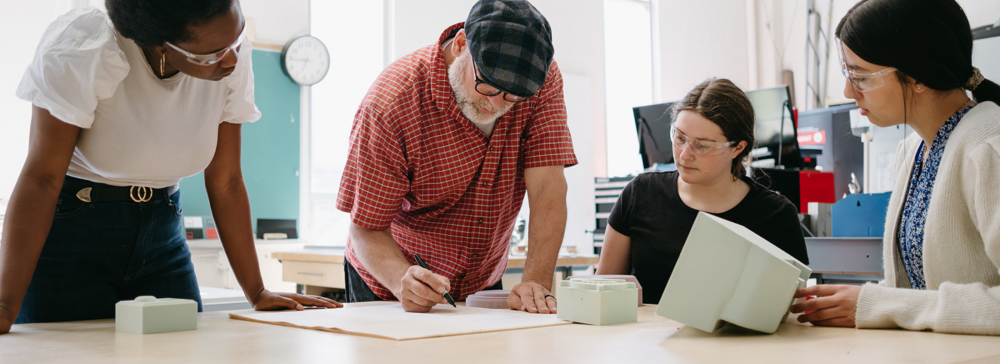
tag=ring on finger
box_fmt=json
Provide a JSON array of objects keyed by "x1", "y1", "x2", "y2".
[{"x1": 543, "y1": 294, "x2": 556, "y2": 300}]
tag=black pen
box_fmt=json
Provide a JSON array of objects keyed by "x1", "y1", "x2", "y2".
[{"x1": 412, "y1": 254, "x2": 457, "y2": 308}]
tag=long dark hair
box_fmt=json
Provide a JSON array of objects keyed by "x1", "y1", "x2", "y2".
[
  {"x1": 836, "y1": 0, "x2": 1000, "y2": 104},
  {"x1": 672, "y1": 78, "x2": 755, "y2": 180}
]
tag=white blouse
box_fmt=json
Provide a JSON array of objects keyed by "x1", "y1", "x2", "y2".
[{"x1": 16, "y1": 7, "x2": 261, "y2": 188}]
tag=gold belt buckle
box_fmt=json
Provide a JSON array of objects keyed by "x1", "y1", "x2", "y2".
[
  {"x1": 129, "y1": 186, "x2": 152, "y2": 203},
  {"x1": 76, "y1": 187, "x2": 93, "y2": 202}
]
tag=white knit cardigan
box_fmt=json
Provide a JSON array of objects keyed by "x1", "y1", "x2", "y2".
[{"x1": 856, "y1": 101, "x2": 1000, "y2": 335}]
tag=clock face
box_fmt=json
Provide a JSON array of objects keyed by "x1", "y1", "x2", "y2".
[{"x1": 281, "y1": 35, "x2": 330, "y2": 86}]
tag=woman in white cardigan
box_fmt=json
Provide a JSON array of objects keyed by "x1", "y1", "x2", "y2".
[{"x1": 789, "y1": 0, "x2": 1000, "y2": 335}]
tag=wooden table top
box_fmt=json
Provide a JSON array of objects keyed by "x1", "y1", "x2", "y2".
[{"x1": 4, "y1": 302, "x2": 999, "y2": 364}]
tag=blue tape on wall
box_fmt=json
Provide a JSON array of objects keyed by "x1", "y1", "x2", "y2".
[{"x1": 179, "y1": 49, "x2": 300, "y2": 235}]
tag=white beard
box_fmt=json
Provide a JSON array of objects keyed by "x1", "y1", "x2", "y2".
[{"x1": 448, "y1": 50, "x2": 514, "y2": 127}]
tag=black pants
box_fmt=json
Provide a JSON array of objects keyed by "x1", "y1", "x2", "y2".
[{"x1": 344, "y1": 261, "x2": 502, "y2": 302}]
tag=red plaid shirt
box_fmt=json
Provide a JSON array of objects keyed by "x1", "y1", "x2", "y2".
[{"x1": 337, "y1": 23, "x2": 577, "y2": 300}]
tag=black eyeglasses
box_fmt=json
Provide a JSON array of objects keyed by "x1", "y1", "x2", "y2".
[{"x1": 472, "y1": 62, "x2": 524, "y2": 103}]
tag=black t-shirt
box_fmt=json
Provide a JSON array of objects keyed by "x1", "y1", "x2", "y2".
[{"x1": 607, "y1": 171, "x2": 809, "y2": 304}]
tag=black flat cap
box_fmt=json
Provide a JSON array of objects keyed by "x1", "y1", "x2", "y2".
[{"x1": 465, "y1": 0, "x2": 554, "y2": 98}]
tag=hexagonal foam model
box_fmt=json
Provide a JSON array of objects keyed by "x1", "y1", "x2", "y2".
[{"x1": 656, "y1": 212, "x2": 811, "y2": 334}]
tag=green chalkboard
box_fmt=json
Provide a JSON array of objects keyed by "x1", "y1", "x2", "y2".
[{"x1": 179, "y1": 49, "x2": 300, "y2": 235}]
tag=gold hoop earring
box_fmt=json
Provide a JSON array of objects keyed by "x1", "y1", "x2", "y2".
[{"x1": 160, "y1": 52, "x2": 166, "y2": 77}]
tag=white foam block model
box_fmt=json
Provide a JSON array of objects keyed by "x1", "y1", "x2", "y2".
[
  {"x1": 566, "y1": 274, "x2": 643, "y2": 306},
  {"x1": 656, "y1": 212, "x2": 811, "y2": 334},
  {"x1": 557, "y1": 278, "x2": 638, "y2": 325},
  {"x1": 115, "y1": 296, "x2": 197, "y2": 334}
]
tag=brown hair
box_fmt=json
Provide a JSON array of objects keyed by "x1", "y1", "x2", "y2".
[{"x1": 672, "y1": 78, "x2": 755, "y2": 180}]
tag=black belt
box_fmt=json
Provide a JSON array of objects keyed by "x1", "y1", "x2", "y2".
[{"x1": 62, "y1": 176, "x2": 178, "y2": 203}]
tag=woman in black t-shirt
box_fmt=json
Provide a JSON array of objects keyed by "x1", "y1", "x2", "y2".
[{"x1": 596, "y1": 78, "x2": 809, "y2": 304}]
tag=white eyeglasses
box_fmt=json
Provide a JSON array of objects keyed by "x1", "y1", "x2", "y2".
[{"x1": 166, "y1": 24, "x2": 246, "y2": 66}]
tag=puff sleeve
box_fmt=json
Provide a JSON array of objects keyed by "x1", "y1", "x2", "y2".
[
  {"x1": 15, "y1": 7, "x2": 129, "y2": 129},
  {"x1": 221, "y1": 40, "x2": 261, "y2": 124}
]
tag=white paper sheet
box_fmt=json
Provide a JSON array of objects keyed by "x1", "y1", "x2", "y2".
[{"x1": 230, "y1": 303, "x2": 570, "y2": 340}]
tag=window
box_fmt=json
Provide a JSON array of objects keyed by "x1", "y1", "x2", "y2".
[
  {"x1": 307, "y1": 1, "x2": 384, "y2": 245},
  {"x1": 604, "y1": 0, "x2": 654, "y2": 178},
  {"x1": 0, "y1": 1, "x2": 68, "y2": 201}
]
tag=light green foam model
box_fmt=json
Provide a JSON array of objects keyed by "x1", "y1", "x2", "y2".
[
  {"x1": 656, "y1": 212, "x2": 811, "y2": 334},
  {"x1": 557, "y1": 278, "x2": 638, "y2": 325},
  {"x1": 115, "y1": 296, "x2": 198, "y2": 334}
]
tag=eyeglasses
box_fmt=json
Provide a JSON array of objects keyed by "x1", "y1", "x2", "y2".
[
  {"x1": 471, "y1": 61, "x2": 524, "y2": 103},
  {"x1": 841, "y1": 60, "x2": 897, "y2": 92},
  {"x1": 671, "y1": 126, "x2": 737, "y2": 156},
  {"x1": 166, "y1": 24, "x2": 246, "y2": 66},
  {"x1": 838, "y1": 42, "x2": 896, "y2": 92}
]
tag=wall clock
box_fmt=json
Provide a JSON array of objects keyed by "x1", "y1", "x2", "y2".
[{"x1": 281, "y1": 35, "x2": 330, "y2": 86}]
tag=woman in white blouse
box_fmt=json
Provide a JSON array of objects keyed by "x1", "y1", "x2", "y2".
[
  {"x1": 790, "y1": 0, "x2": 1000, "y2": 335},
  {"x1": 0, "y1": 0, "x2": 339, "y2": 333}
]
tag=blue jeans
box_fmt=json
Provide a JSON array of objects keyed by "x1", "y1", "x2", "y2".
[{"x1": 15, "y1": 182, "x2": 202, "y2": 324}]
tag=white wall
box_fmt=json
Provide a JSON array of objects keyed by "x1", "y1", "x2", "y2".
[
  {"x1": 657, "y1": 0, "x2": 750, "y2": 102},
  {"x1": 751, "y1": 0, "x2": 806, "y2": 104},
  {"x1": 653, "y1": 0, "x2": 821, "y2": 115},
  {"x1": 961, "y1": 1, "x2": 1000, "y2": 30},
  {"x1": 241, "y1": 0, "x2": 310, "y2": 47}
]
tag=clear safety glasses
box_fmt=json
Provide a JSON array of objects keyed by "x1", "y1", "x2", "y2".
[
  {"x1": 838, "y1": 42, "x2": 897, "y2": 92},
  {"x1": 166, "y1": 24, "x2": 246, "y2": 66},
  {"x1": 671, "y1": 127, "x2": 737, "y2": 157}
]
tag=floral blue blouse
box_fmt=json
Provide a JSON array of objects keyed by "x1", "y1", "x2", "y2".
[{"x1": 898, "y1": 104, "x2": 977, "y2": 289}]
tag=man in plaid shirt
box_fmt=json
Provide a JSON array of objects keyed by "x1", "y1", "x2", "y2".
[{"x1": 337, "y1": 0, "x2": 577, "y2": 314}]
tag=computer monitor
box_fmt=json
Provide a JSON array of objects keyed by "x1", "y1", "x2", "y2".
[
  {"x1": 632, "y1": 102, "x2": 676, "y2": 169},
  {"x1": 745, "y1": 85, "x2": 802, "y2": 169}
]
